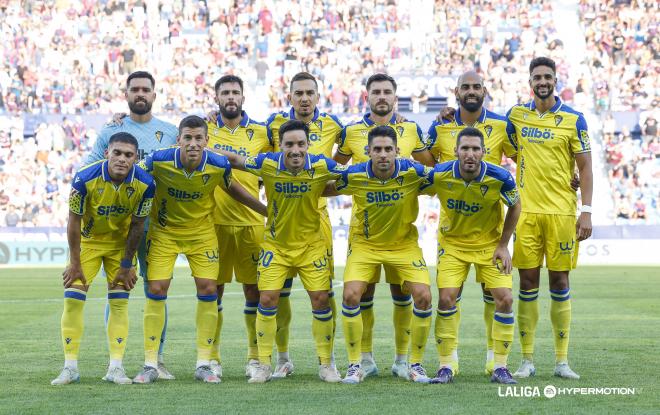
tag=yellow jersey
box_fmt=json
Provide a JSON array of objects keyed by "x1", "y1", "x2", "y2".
[
  {"x1": 140, "y1": 148, "x2": 232, "y2": 240},
  {"x1": 70, "y1": 160, "x2": 155, "y2": 249},
  {"x1": 336, "y1": 158, "x2": 431, "y2": 248},
  {"x1": 207, "y1": 111, "x2": 272, "y2": 226},
  {"x1": 423, "y1": 160, "x2": 519, "y2": 250},
  {"x1": 506, "y1": 97, "x2": 591, "y2": 215},
  {"x1": 243, "y1": 152, "x2": 346, "y2": 249}
]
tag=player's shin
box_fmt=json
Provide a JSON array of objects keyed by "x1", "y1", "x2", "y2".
[
  {"x1": 550, "y1": 288, "x2": 572, "y2": 363},
  {"x1": 195, "y1": 293, "x2": 218, "y2": 367},
  {"x1": 312, "y1": 307, "x2": 334, "y2": 365},
  {"x1": 410, "y1": 304, "x2": 433, "y2": 364},
  {"x1": 517, "y1": 288, "x2": 539, "y2": 360},
  {"x1": 492, "y1": 311, "x2": 515, "y2": 368},
  {"x1": 483, "y1": 292, "x2": 495, "y2": 351},
  {"x1": 210, "y1": 296, "x2": 223, "y2": 362},
  {"x1": 359, "y1": 296, "x2": 375, "y2": 355},
  {"x1": 392, "y1": 294, "x2": 413, "y2": 360},
  {"x1": 435, "y1": 305, "x2": 459, "y2": 370},
  {"x1": 342, "y1": 303, "x2": 362, "y2": 363},
  {"x1": 144, "y1": 293, "x2": 167, "y2": 368},
  {"x1": 256, "y1": 304, "x2": 278, "y2": 365},
  {"x1": 107, "y1": 290, "x2": 130, "y2": 365},
  {"x1": 275, "y1": 278, "x2": 293, "y2": 357},
  {"x1": 244, "y1": 300, "x2": 259, "y2": 360},
  {"x1": 61, "y1": 288, "x2": 87, "y2": 366}
]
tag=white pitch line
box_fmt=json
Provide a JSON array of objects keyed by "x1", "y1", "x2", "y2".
[{"x1": 0, "y1": 281, "x2": 344, "y2": 304}]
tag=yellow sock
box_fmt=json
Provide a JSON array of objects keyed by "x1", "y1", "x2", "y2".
[
  {"x1": 107, "y1": 290, "x2": 129, "y2": 361},
  {"x1": 210, "y1": 298, "x2": 223, "y2": 362},
  {"x1": 454, "y1": 294, "x2": 462, "y2": 356},
  {"x1": 275, "y1": 279, "x2": 293, "y2": 353},
  {"x1": 517, "y1": 288, "x2": 539, "y2": 360},
  {"x1": 342, "y1": 303, "x2": 362, "y2": 363},
  {"x1": 359, "y1": 296, "x2": 374, "y2": 353},
  {"x1": 196, "y1": 294, "x2": 218, "y2": 362},
  {"x1": 61, "y1": 289, "x2": 86, "y2": 361},
  {"x1": 435, "y1": 306, "x2": 459, "y2": 368},
  {"x1": 392, "y1": 295, "x2": 413, "y2": 357},
  {"x1": 312, "y1": 307, "x2": 333, "y2": 365},
  {"x1": 328, "y1": 290, "x2": 337, "y2": 354},
  {"x1": 493, "y1": 311, "x2": 515, "y2": 367},
  {"x1": 550, "y1": 289, "x2": 572, "y2": 363},
  {"x1": 144, "y1": 294, "x2": 166, "y2": 366},
  {"x1": 257, "y1": 304, "x2": 277, "y2": 365},
  {"x1": 244, "y1": 301, "x2": 259, "y2": 360},
  {"x1": 410, "y1": 305, "x2": 432, "y2": 364},
  {"x1": 483, "y1": 293, "x2": 495, "y2": 351}
]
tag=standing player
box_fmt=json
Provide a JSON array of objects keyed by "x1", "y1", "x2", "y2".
[
  {"x1": 333, "y1": 73, "x2": 435, "y2": 379},
  {"x1": 325, "y1": 126, "x2": 434, "y2": 384},
  {"x1": 206, "y1": 75, "x2": 273, "y2": 378},
  {"x1": 265, "y1": 72, "x2": 343, "y2": 378},
  {"x1": 426, "y1": 70, "x2": 516, "y2": 375},
  {"x1": 218, "y1": 120, "x2": 346, "y2": 384},
  {"x1": 86, "y1": 71, "x2": 178, "y2": 380},
  {"x1": 52, "y1": 133, "x2": 155, "y2": 385},
  {"x1": 506, "y1": 57, "x2": 593, "y2": 379},
  {"x1": 132, "y1": 116, "x2": 266, "y2": 384},
  {"x1": 425, "y1": 128, "x2": 521, "y2": 384}
]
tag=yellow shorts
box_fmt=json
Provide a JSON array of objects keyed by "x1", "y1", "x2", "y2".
[
  {"x1": 216, "y1": 224, "x2": 263, "y2": 285},
  {"x1": 512, "y1": 212, "x2": 579, "y2": 271},
  {"x1": 437, "y1": 244, "x2": 512, "y2": 290},
  {"x1": 146, "y1": 233, "x2": 219, "y2": 281},
  {"x1": 345, "y1": 243, "x2": 430, "y2": 290},
  {"x1": 74, "y1": 246, "x2": 129, "y2": 286},
  {"x1": 257, "y1": 239, "x2": 331, "y2": 292},
  {"x1": 285, "y1": 209, "x2": 334, "y2": 281}
]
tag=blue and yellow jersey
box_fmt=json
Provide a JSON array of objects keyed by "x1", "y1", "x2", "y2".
[
  {"x1": 70, "y1": 160, "x2": 155, "y2": 249},
  {"x1": 336, "y1": 158, "x2": 431, "y2": 249},
  {"x1": 85, "y1": 117, "x2": 179, "y2": 164},
  {"x1": 140, "y1": 148, "x2": 232, "y2": 240},
  {"x1": 243, "y1": 152, "x2": 346, "y2": 249},
  {"x1": 423, "y1": 160, "x2": 519, "y2": 250},
  {"x1": 337, "y1": 113, "x2": 426, "y2": 163},
  {"x1": 267, "y1": 107, "x2": 343, "y2": 157},
  {"x1": 506, "y1": 97, "x2": 590, "y2": 215},
  {"x1": 426, "y1": 108, "x2": 515, "y2": 164},
  {"x1": 207, "y1": 111, "x2": 272, "y2": 226},
  {"x1": 267, "y1": 107, "x2": 343, "y2": 212}
]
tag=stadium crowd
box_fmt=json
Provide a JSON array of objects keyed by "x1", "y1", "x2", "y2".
[{"x1": 0, "y1": 0, "x2": 656, "y2": 226}]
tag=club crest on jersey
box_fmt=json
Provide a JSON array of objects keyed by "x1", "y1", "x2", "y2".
[
  {"x1": 480, "y1": 184, "x2": 489, "y2": 196},
  {"x1": 246, "y1": 129, "x2": 254, "y2": 141},
  {"x1": 484, "y1": 125, "x2": 493, "y2": 138},
  {"x1": 314, "y1": 120, "x2": 323, "y2": 130},
  {"x1": 202, "y1": 174, "x2": 210, "y2": 185},
  {"x1": 396, "y1": 126, "x2": 404, "y2": 136},
  {"x1": 361, "y1": 130, "x2": 368, "y2": 137},
  {"x1": 523, "y1": 113, "x2": 528, "y2": 120},
  {"x1": 97, "y1": 188, "x2": 104, "y2": 195},
  {"x1": 307, "y1": 168, "x2": 316, "y2": 178},
  {"x1": 126, "y1": 186, "x2": 135, "y2": 198},
  {"x1": 554, "y1": 115, "x2": 563, "y2": 126},
  {"x1": 396, "y1": 176, "x2": 404, "y2": 186},
  {"x1": 450, "y1": 130, "x2": 457, "y2": 137},
  {"x1": 155, "y1": 131, "x2": 163, "y2": 142},
  {"x1": 446, "y1": 182, "x2": 453, "y2": 190}
]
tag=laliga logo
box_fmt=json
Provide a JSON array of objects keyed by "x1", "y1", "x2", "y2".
[{"x1": 366, "y1": 190, "x2": 402, "y2": 203}]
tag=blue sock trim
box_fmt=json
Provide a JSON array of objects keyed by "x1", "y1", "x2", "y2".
[
  {"x1": 197, "y1": 294, "x2": 218, "y2": 302},
  {"x1": 257, "y1": 304, "x2": 278, "y2": 316},
  {"x1": 146, "y1": 292, "x2": 167, "y2": 301},
  {"x1": 64, "y1": 290, "x2": 86, "y2": 301},
  {"x1": 108, "y1": 291, "x2": 130, "y2": 300}
]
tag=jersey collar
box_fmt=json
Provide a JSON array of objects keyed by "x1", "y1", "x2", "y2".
[
  {"x1": 288, "y1": 107, "x2": 320, "y2": 123},
  {"x1": 174, "y1": 147, "x2": 208, "y2": 171},
  {"x1": 216, "y1": 111, "x2": 250, "y2": 128},
  {"x1": 452, "y1": 160, "x2": 487, "y2": 182},
  {"x1": 277, "y1": 152, "x2": 312, "y2": 172},
  {"x1": 362, "y1": 112, "x2": 397, "y2": 126},
  {"x1": 528, "y1": 96, "x2": 563, "y2": 113},
  {"x1": 101, "y1": 160, "x2": 135, "y2": 184},
  {"x1": 455, "y1": 108, "x2": 487, "y2": 126},
  {"x1": 366, "y1": 159, "x2": 400, "y2": 180}
]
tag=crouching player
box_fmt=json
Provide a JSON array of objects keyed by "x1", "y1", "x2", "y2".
[
  {"x1": 52, "y1": 132, "x2": 155, "y2": 385},
  {"x1": 132, "y1": 116, "x2": 266, "y2": 384},
  {"x1": 324, "y1": 126, "x2": 435, "y2": 384},
  {"x1": 424, "y1": 128, "x2": 521, "y2": 384}
]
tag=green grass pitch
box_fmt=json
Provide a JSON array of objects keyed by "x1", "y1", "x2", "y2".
[{"x1": 0, "y1": 266, "x2": 658, "y2": 414}]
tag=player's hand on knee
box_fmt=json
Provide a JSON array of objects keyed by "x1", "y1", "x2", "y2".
[
  {"x1": 111, "y1": 267, "x2": 135, "y2": 290},
  {"x1": 576, "y1": 212, "x2": 592, "y2": 241},
  {"x1": 492, "y1": 245, "x2": 512, "y2": 274},
  {"x1": 63, "y1": 264, "x2": 86, "y2": 289}
]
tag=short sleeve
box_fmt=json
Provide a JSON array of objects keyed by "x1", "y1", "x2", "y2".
[
  {"x1": 336, "y1": 128, "x2": 352, "y2": 156},
  {"x1": 505, "y1": 108, "x2": 519, "y2": 153},
  {"x1": 499, "y1": 171, "x2": 520, "y2": 207},
  {"x1": 69, "y1": 174, "x2": 87, "y2": 215},
  {"x1": 412, "y1": 123, "x2": 426, "y2": 152},
  {"x1": 134, "y1": 181, "x2": 155, "y2": 217},
  {"x1": 244, "y1": 153, "x2": 268, "y2": 176},
  {"x1": 572, "y1": 114, "x2": 591, "y2": 154}
]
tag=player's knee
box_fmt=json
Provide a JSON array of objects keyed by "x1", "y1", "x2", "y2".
[
  {"x1": 518, "y1": 268, "x2": 540, "y2": 290},
  {"x1": 147, "y1": 281, "x2": 168, "y2": 296},
  {"x1": 195, "y1": 278, "x2": 217, "y2": 296},
  {"x1": 243, "y1": 284, "x2": 259, "y2": 302},
  {"x1": 389, "y1": 283, "x2": 404, "y2": 296},
  {"x1": 259, "y1": 291, "x2": 279, "y2": 308},
  {"x1": 548, "y1": 271, "x2": 569, "y2": 291},
  {"x1": 438, "y1": 292, "x2": 456, "y2": 310},
  {"x1": 309, "y1": 291, "x2": 329, "y2": 310},
  {"x1": 362, "y1": 283, "x2": 376, "y2": 298},
  {"x1": 495, "y1": 292, "x2": 513, "y2": 312},
  {"x1": 413, "y1": 291, "x2": 432, "y2": 310},
  {"x1": 342, "y1": 289, "x2": 361, "y2": 307},
  {"x1": 216, "y1": 284, "x2": 226, "y2": 298}
]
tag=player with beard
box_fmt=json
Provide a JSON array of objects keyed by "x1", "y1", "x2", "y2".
[
  {"x1": 506, "y1": 57, "x2": 592, "y2": 380},
  {"x1": 425, "y1": 71, "x2": 516, "y2": 376},
  {"x1": 206, "y1": 75, "x2": 272, "y2": 378},
  {"x1": 85, "y1": 71, "x2": 178, "y2": 380},
  {"x1": 334, "y1": 73, "x2": 436, "y2": 380}
]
